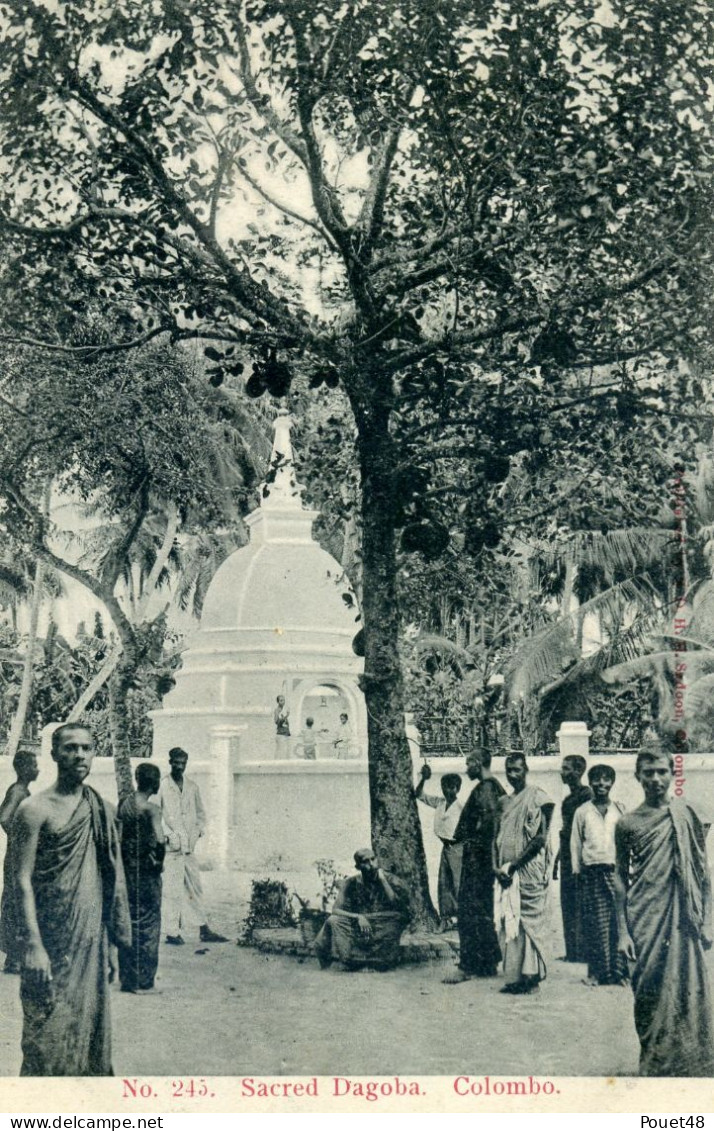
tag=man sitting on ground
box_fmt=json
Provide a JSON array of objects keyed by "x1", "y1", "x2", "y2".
[{"x1": 314, "y1": 848, "x2": 410, "y2": 971}]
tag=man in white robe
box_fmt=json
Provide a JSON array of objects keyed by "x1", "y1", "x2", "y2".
[{"x1": 159, "y1": 748, "x2": 228, "y2": 946}]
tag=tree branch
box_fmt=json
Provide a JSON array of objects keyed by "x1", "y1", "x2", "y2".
[
  {"x1": 0, "y1": 209, "x2": 90, "y2": 238},
  {"x1": 231, "y1": 157, "x2": 339, "y2": 250},
  {"x1": 65, "y1": 74, "x2": 304, "y2": 339},
  {"x1": 289, "y1": 19, "x2": 350, "y2": 240},
  {"x1": 99, "y1": 477, "x2": 151, "y2": 591},
  {"x1": 358, "y1": 127, "x2": 401, "y2": 260},
  {"x1": 385, "y1": 256, "x2": 677, "y2": 373},
  {"x1": 136, "y1": 500, "x2": 179, "y2": 621},
  {"x1": 384, "y1": 316, "x2": 545, "y2": 372},
  {"x1": 209, "y1": 147, "x2": 233, "y2": 237},
  {"x1": 232, "y1": 15, "x2": 309, "y2": 166},
  {"x1": 368, "y1": 224, "x2": 467, "y2": 275},
  {"x1": 0, "y1": 326, "x2": 167, "y2": 358}
]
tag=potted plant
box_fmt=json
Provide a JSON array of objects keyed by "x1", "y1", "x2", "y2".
[
  {"x1": 238, "y1": 877, "x2": 297, "y2": 944},
  {"x1": 295, "y1": 859, "x2": 344, "y2": 945}
]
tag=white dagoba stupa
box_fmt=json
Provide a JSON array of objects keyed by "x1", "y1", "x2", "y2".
[{"x1": 151, "y1": 410, "x2": 370, "y2": 875}]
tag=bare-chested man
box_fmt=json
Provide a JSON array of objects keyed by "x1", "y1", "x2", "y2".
[
  {"x1": 0, "y1": 749, "x2": 40, "y2": 973},
  {"x1": 12, "y1": 723, "x2": 130, "y2": 1076}
]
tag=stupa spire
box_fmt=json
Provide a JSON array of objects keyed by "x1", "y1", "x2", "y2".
[{"x1": 261, "y1": 409, "x2": 304, "y2": 509}]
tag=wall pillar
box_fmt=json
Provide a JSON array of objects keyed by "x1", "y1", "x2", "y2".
[
  {"x1": 557, "y1": 720, "x2": 591, "y2": 761},
  {"x1": 405, "y1": 713, "x2": 421, "y2": 762},
  {"x1": 208, "y1": 724, "x2": 247, "y2": 868}
]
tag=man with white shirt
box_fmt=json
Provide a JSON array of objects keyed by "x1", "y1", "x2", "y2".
[
  {"x1": 571, "y1": 763, "x2": 626, "y2": 986},
  {"x1": 415, "y1": 765, "x2": 463, "y2": 928},
  {"x1": 159, "y1": 748, "x2": 228, "y2": 946},
  {"x1": 333, "y1": 712, "x2": 356, "y2": 759}
]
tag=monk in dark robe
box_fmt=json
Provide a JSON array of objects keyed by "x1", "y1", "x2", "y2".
[
  {"x1": 118, "y1": 762, "x2": 165, "y2": 994},
  {"x1": 615, "y1": 748, "x2": 714, "y2": 1077},
  {"x1": 553, "y1": 754, "x2": 591, "y2": 963},
  {"x1": 0, "y1": 749, "x2": 39, "y2": 973},
  {"x1": 444, "y1": 748, "x2": 505, "y2": 983},
  {"x1": 315, "y1": 848, "x2": 410, "y2": 970},
  {"x1": 12, "y1": 723, "x2": 130, "y2": 1077}
]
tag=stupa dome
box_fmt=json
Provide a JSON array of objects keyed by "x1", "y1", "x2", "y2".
[
  {"x1": 201, "y1": 412, "x2": 358, "y2": 640},
  {"x1": 150, "y1": 409, "x2": 369, "y2": 874}
]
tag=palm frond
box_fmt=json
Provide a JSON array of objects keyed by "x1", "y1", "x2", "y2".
[
  {"x1": 413, "y1": 634, "x2": 475, "y2": 678},
  {"x1": 689, "y1": 581, "x2": 714, "y2": 643},
  {"x1": 684, "y1": 673, "x2": 714, "y2": 719},
  {"x1": 535, "y1": 528, "x2": 672, "y2": 582},
  {"x1": 505, "y1": 576, "x2": 661, "y2": 703},
  {"x1": 601, "y1": 649, "x2": 714, "y2": 684}
]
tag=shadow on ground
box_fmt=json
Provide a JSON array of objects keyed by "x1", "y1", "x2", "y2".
[{"x1": 0, "y1": 873, "x2": 642, "y2": 1078}]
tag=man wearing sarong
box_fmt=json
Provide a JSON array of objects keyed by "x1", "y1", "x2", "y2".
[
  {"x1": 553, "y1": 755, "x2": 591, "y2": 963},
  {"x1": 571, "y1": 763, "x2": 626, "y2": 986},
  {"x1": 159, "y1": 747, "x2": 228, "y2": 946},
  {"x1": 0, "y1": 749, "x2": 39, "y2": 974},
  {"x1": 314, "y1": 848, "x2": 410, "y2": 970},
  {"x1": 12, "y1": 724, "x2": 130, "y2": 1076},
  {"x1": 444, "y1": 748, "x2": 505, "y2": 983},
  {"x1": 615, "y1": 748, "x2": 714, "y2": 1076},
  {"x1": 415, "y1": 764, "x2": 463, "y2": 928},
  {"x1": 118, "y1": 762, "x2": 166, "y2": 994},
  {"x1": 494, "y1": 753, "x2": 554, "y2": 995}
]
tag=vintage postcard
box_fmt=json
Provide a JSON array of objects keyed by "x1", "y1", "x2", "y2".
[{"x1": 0, "y1": 0, "x2": 712, "y2": 1116}]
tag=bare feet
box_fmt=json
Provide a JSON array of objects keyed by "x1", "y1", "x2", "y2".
[{"x1": 442, "y1": 969, "x2": 474, "y2": 984}]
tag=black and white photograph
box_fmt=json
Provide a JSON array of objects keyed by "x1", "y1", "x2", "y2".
[{"x1": 0, "y1": 0, "x2": 712, "y2": 1113}]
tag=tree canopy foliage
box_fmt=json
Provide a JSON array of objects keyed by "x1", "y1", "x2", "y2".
[
  {"x1": 1, "y1": 0, "x2": 712, "y2": 915},
  {"x1": 0, "y1": 332, "x2": 267, "y2": 791}
]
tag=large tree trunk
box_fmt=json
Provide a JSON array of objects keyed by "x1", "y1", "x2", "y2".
[
  {"x1": 107, "y1": 648, "x2": 136, "y2": 803},
  {"x1": 356, "y1": 398, "x2": 437, "y2": 928}
]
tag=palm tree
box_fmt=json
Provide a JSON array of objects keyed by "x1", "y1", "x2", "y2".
[
  {"x1": 593, "y1": 450, "x2": 714, "y2": 748},
  {"x1": 1, "y1": 490, "x2": 66, "y2": 757},
  {"x1": 502, "y1": 526, "x2": 673, "y2": 750}
]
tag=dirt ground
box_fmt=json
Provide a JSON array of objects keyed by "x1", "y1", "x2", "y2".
[{"x1": 0, "y1": 874, "x2": 643, "y2": 1079}]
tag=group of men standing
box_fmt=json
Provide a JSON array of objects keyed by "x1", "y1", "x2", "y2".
[
  {"x1": 423, "y1": 749, "x2": 554, "y2": 995},
  {"x1": 416, "y1": 745, "x2": 714, "y2": 1077},
  {"x1": 0, "y1": 726, "x2": 225, "y2": 1075},
  {"x1": 1, "y1": 726, "x2": 713, "y2": 1080}
]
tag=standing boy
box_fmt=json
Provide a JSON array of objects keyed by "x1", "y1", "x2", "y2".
[
  {"x1": 553, "y1": 754, "x2": 591, "y2": 963},
  {"x1": 118, "y1": 762, "x2": 166, "y2": 994},
  {"x1": 571, "y1": 763, "x2": 625, "y2": 986},
  {"x1": 299, "y1": 717, "x2": 317, "y2": 760},
  {"x1": 415, "y1": 764, "x2": 463, "y2": 927},
  {"x1": 615, "y1": 747, "x2": 714, "y2": 1076}
]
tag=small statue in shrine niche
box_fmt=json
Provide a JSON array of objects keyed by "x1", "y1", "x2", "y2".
[{"x1": 273, "y1": 693, "x2": 291, "y2": 737}]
